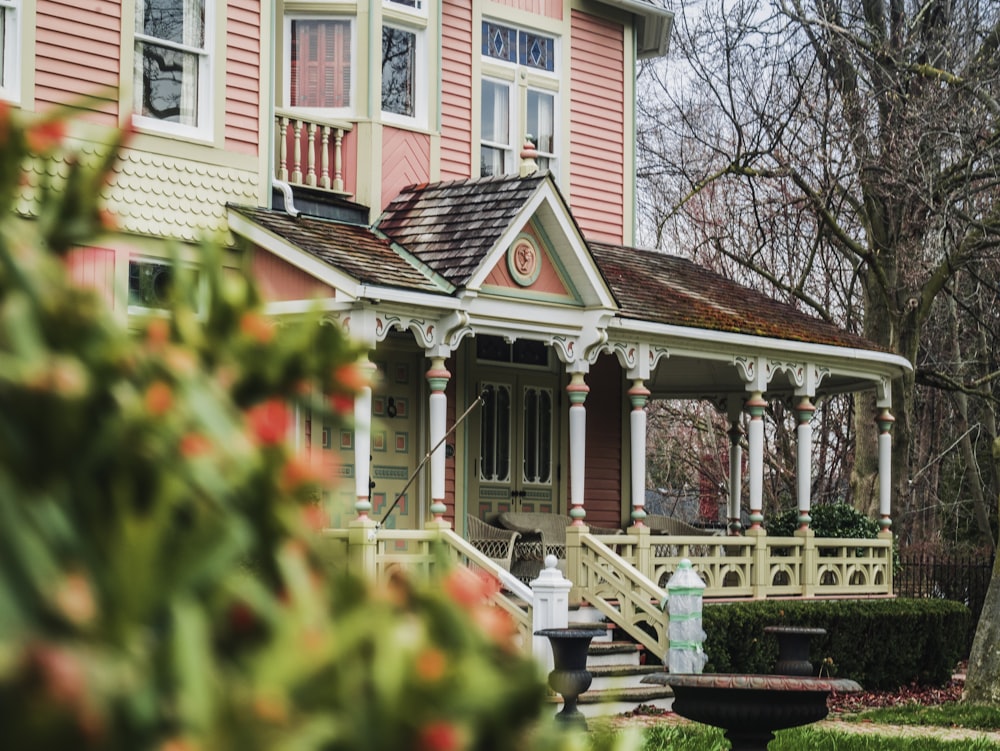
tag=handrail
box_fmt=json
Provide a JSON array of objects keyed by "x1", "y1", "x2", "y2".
[{"x1": 571, "y1": 529, "x2": 669, "y2": 659}]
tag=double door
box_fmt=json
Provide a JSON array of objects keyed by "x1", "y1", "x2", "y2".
[{"x1": 470, "y1": 375, "x2": 560, "y2": 520}]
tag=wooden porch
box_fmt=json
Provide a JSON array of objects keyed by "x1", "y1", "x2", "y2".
[{"x1": 320, "y1": 520, "x2": 894, "y2": 660}]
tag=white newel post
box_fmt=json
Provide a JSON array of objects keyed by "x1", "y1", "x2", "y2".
[
  {"x1": 531, "y1": 557, "x2": 572, "y2": 674},
  {"x1": 796, "y1": 397, "x2": 816, "y2": 531},
  {"x1": 426, "y1": 357, "x2": 451, "y2": 523},
  {"x1": 628, "y1": 379, "x2": 650, "y2": 526},
  {"x1": 745, "y1": 391, "x2": 767, "y2": 534},
  {"x1": 567, "y1": 370, "x2": 589, "y2": 525}
]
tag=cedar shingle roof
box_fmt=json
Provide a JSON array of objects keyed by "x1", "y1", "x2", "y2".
[
  {"x1": 589, "y1": 241, "x2": 881, "y2": 351},
  {"x1": 376, "y1": 174, "x2": 547, "y2": 286},
  {"x1": 229, "y1": 206, "x2": 445, "y2": 293}
]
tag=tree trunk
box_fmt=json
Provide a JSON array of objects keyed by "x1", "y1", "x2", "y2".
[{"x1": 963, "y1": 437, "x2": 1000, "y2": 704}]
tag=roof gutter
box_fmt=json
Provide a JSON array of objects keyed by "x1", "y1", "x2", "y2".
[{"x1": 595, "y1": 0, "x2": 674, "y2": 58}]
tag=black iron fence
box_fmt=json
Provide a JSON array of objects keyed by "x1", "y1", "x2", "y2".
[{"x1": 894, "y1": 549, "x2": 994, "y2": 652}]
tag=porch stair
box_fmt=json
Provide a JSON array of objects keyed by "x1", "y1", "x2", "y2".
[{"x1": 543, "y1": 605, "x2": 673, "y2": 719}]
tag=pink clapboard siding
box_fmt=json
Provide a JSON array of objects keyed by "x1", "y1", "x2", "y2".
[
  {"x1": 225, "y1": 0, "x2": 262, "y2": 155},
  {"x1": 251, "y1": 250, "x2": 335, "y2": 303},
  {"x1": 440, "y1": 1, "x2": 473, "y2": 180},
  {"x1": 35, "y1": 1, "x2": 121, "y2": 122},
  {"x1": 381, "y1": 127, "x2": 431, "y2": 209},
  {"x1": 66, "y1": 247, "x2": 116, "y2": 310},
  {"x1": 578, "y1": 354, "x2": 624, "y2": 528},
  {"x1": 569, "y1": 10, "x2": 625, "y2": 243},
  {"x1": 490, "y1": 0, "x2": 563, "y2": 20}
]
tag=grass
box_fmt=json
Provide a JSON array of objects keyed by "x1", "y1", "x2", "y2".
[
  {"x1": 626, "y1": 722, "x2": 1000, "y2": 750},
  {"x1": 844, "y1": 701, "x2": 1000, "y2": 731}
]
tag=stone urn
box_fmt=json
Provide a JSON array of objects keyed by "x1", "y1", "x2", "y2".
[
  {"x1": 764, "y1": 625, "x2": 827, "y2": 676},
  {"x1": 535, "y1": 627, "x2": 606, "y2": 728}
]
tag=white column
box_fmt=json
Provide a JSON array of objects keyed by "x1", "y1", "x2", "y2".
[
  {"x1": 877, "y1": 407, "x2": 895, "y2": 534},
  {"x1": 727, "y1": 424, "x2": 743, "y2": 534},
  {"x1": 354, "y1": 360, "x2": 374, "y2": 519},
  {"x1": 567, "y1": 370, "x2": 589, "y2": 525},
  {"x1": 628, "y1": 379, "x2": 650, "y2": 526},
  {"x1": 744, "y1": 391, "x2": 766, "y2": 533},
  {"x1": 795, "y1": 397, "x2": 816, "y2": 530},
  {"x1": 426, "y1": 357, "x2": 451, "y2": 523}
]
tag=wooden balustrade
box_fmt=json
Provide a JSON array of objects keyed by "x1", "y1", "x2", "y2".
[{"x1": 274, "y1": 109, "x2": 352, "y2": 195}]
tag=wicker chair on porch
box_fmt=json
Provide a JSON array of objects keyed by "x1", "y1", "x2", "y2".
[
  {"x1": 644, "y1": 514, "x2": 718, "y2": 536},
  {"x1": 466, "y1": 515, "x2": 520, "y2": 572},
  {"x1": 496, "y1": 512, "x2": 623, "y2": 582}
]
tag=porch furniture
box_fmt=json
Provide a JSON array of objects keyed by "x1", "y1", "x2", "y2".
[
  {"x1": 497, "y1": 512, "x2": 623, "y2": 582},
  {"x1": 466, "y1": 515, "x2": 520, "y2": 572},
  {"x1": 644, "y1": 514, "x2": 720, "y2": 536}
]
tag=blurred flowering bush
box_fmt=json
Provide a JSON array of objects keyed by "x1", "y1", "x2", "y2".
[{"x1": 0, "y1": 104, "x2": 550, "y2": 750}]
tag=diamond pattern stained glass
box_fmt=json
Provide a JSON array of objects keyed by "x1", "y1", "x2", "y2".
[{"x1": 482, "y1": 21, "x2": 516, "y2": 63}]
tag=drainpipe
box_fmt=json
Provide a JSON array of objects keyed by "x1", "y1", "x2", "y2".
[{"x1": 272, "y1": 179, "x2": 300, "y2": 218}]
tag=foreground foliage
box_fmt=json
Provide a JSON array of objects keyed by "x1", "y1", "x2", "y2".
[{"x1": 0, "y1": 105, "x2": 556, "y2": 750}]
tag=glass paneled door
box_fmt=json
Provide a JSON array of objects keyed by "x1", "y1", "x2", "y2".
[{"x1": 471, "y1": 377, "x2": 559, "y2": 519}]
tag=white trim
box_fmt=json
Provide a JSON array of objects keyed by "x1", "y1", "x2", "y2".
[{"x1": 0, "y1": 0, "x2": 20, "y2": 102}]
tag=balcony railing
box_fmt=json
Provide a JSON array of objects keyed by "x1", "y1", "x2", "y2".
[{"x1": 274, "y1": 108, "x2": 353, "y2": 195}]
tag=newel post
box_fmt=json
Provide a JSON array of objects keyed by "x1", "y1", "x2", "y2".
[{"x1": 530, "y1": 557, "x2": 572, "y2": 674}]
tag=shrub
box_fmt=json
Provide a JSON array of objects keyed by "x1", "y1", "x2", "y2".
[
  {"x1": 702, "y1": 598, "x2": 970, "y2": 690},
  {"x1": 767, "y1": 502, "x2": 881, "y2": 539}
]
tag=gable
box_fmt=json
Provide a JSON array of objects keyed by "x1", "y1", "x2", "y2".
[{"x1": 480, "y1": 221, "x2": 580, "y2": 304}]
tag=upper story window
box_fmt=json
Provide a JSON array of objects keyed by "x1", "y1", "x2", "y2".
[
  {"x1": 288, "y1": 18, "x2": 353, "y2": 110},
  {"x1": 381, "y1": 2, "x2": 426, "y2": 126},
  {"x1": 0, "y1": 0, "x2": 18, "y2": 101},
  {"x1": 133, "y1": 0, "x2": 211, "y2": 137},
  {"x1": 480, "y1": 20, "x2": 558, "y2": 178}
]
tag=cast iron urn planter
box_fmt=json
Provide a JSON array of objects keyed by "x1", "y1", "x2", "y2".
[
  {"x1": 764, "y1": 625, "x2": 827, "y2": 676},
  {"x1": 535, "y1": 627, "x2": 606, "y2": 729}
]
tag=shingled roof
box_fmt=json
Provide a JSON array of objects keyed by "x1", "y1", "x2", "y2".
[
  {"x1": 375, "y1": 174, "x2": 547, "y2": 286},
  {"x1": 588, "y1": 240, "x2": 883, "y2": 352},
  {"x1": 229, "y1": 206, "x2": 446, "y2": 294}
]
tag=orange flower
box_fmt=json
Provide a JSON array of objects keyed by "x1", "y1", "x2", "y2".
[
  {"x1": 246, "y1": 399, "x2": 289, "y2": 445},
  {"x1": 471, "y1": 605, "x2": 516, "y2": 646},
  {"x1": 145, "y1": 318, "x2": 170, "y2": 348},
  {"x1": 415, "y1": 648, "x2": 447, "y2": 683},
  {"x1": 334, "y1": 361, "x2": 371, "y2": 392},
  {"x1": 281, "y1": 452, "x2": 326, "y2": 492},
  {"x1": 330, "y1": 392, "x2": 354, "y2": 415},
  {"x1": 300, "y1": 503, "x2": 328, "y2": 533},
  {"x1": 53, "y1": 572, "x2": 97, "y2": 627},
  {"x1": 239, "y1": 312, "x2": 275, "y2": 343},
  {"x1": 144, "y1": 381, "x2": 173, "y2": 416},
  {"x1": 417, "y1": 722, "x2": 467, "y2": 751},
  {"x1": 442, "y1": 568, "x2": 500, "y2": 609},
  {"x1": 179, "y1": 432, "x2": 213, "y2": 458},
  {"x1": 25, "y1": 118, "x2": 66, "y2": 154}
]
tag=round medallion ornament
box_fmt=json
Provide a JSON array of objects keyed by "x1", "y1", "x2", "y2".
[{"x1": 507, "y1": 236, "x2": 541, "y2": 287}]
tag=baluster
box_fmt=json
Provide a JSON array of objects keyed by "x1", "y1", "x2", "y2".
[
  {"x1": 277, "y1": 117, "x2": 289, "y2": 182},
  {"x1": 291, "y1": 120, "x2": 303, "y2": 185},
  {"x1": 306, "y1": 122, "x2": 318, "y2": 187},
  {"x1": 320, "y1": 125, "x2": 331, "y2": 189},
  {"x1": 333, "y1": 128, "x2": 345, "y2": 193}
]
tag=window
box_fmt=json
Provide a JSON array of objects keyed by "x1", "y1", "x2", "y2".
[
  {"x1": 381, "y1": 25, "x2": 415, "y2": 117},
  {"x1": 480, "y1": 21, "x2": 558, "y2": 178},
  {"x1": 0, "y1": 0, "x2": 17, "y2": 100},
  {"x1": 134, "y1": 0, "x2": 210, "y2": 134},
  {"x1": 386, "y1": 0, "x2": 422, "y2": 9},
  {"x1": 289, "y1": 18, "x2": 352, "y2": 110}
]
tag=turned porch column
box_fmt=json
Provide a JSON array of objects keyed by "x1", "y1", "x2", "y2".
[
  {"x1": 726, "y1": 397, "x2": 744, "y2": 535},
  {"x1": 795, "y1": 396, "x2": 816, "y2": 531},
  {"x1": 628, "y1": 379, "x2": 650, "y2": 526},
  {"x1": 744, "y1": 391, "x2": 767, "y2": 534},
  {"x1": 426, "y1": 356, "x2": 451, "y2": 523},
  {"x1": 877, "y1": 406, "x2": 895, "y2": 535},
  {"x1": 567, "y1": 368, "x2": 589, "y2": 525},
  {"x1": 354, "y1": 356, "x2": 376, "y2": 519}
]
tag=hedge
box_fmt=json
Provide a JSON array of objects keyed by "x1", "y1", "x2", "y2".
[{"x1": 701, "y1": 597, "x2": 970, "y2": 691}]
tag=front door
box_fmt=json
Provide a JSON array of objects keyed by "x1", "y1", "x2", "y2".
[{"x1": 470, "y1": 374, "x2": 559, "y2": 519}]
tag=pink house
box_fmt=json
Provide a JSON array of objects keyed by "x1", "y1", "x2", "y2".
[{"x1": 8, "y1": 1, "x2": 911, "y2": 628}]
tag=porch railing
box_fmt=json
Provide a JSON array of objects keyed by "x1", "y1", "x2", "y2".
[{"x1": 274, "y1": 108, "x2": 353, "y2": 195}]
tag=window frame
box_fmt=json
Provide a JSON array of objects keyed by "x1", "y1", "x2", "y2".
[
  {"x1": 0, "y1": 0, "x2": 19, "y2": 102},
  {"x1": 132, "y1": 0, "x2": 213, "y2": 140},
  {"x1": 284, "y1": 14, "x2": 356, "y2": 116},
  {"x1": 480, "y1": 19, "x2": 560, "y2": 179},
  {"x1": 380, "y1": 20, "x2": 425, "y2": 126}
]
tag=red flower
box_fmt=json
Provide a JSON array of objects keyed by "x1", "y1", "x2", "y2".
[
  {"x1": 415, "y1": 648, "x2": 447, "y2": 683},
  {"x1": 442, "y1": 568, "x2": 500, "y2": 609},
  {"x1": 246, "y1": 399, "x2": 290, "y2": 445},
  {"x1": 334, "y1": 361, "x2": 372, "y2": 392},
  {"x1": 330, "y1": 392, "x2": 354, "y2": 415},
  {"x1": 180, "y1": 433, "x2": 213, "y2": 457},
  {"x1": 145, "y1": 318, "x2": 170, "y2": 349},
  {"x1": 25, "y1": 118, "x2": 66, "y2": 154},
  {"x1": 417, "y1": 722, "x2": 467, "y2": 751}
]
